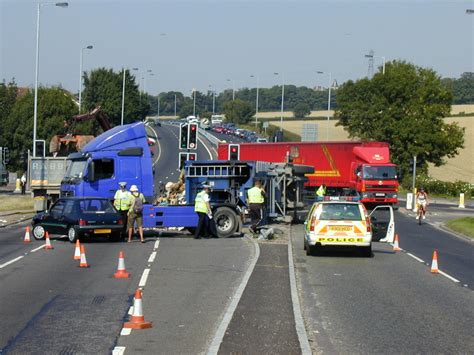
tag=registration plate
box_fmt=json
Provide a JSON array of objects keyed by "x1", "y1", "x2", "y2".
[
  {"x1": 375, "y1": 193, "x2": 385, "y2": 197},
  {"x1": 329, "y1": 226, "x2": 353, "y2": 232},
  {"x1": 94, "y1": 229, "x2": 111, "y2": 234}
]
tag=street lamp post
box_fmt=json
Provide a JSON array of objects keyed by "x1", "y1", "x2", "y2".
[
  {"x1": 33, "y1": 1, "x2": 68, "y2": 157},
  {"x1": 274, "y1": 72, "x2": 285, "y2": 131},
  {"x1": 78, "y1": 45, "x2": 93, "y2": 113},
  {"x1": 317, "y1": 71, "x2": 332, "y2": 141},
  {"x1": 121, "y1": 68, "x2": 126, "y2": 125},
  {"x1": 174, "y1": 94, "x2": 177, "y2": 117},
  {"x1": 193, "y1": 88, "x2": 197, "y2": 117},
  {"x1": 365, "y1": 53, "x2": 386, "y2": 75},
  {"x1": 209, "y1": 85, "x2": 215, "y2": 114},
  {"x1": 250, "y1": 75, "x2": 260, "y2": 128},
  {"x1": 226, "y1": 79, "x2": 235, "y2": 100}
]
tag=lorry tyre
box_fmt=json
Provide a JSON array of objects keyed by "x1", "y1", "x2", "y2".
[
  {"x1": 68, "y1": 226, "x2": 80, "y2": 243},
  {"x1": 213, "y1": 207, "x2": 238, "y2": 238},
  {"x1": 32, "y1": 225, "x2": 46, "y2": 240}
]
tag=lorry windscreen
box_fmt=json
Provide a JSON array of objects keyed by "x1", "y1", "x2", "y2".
[
  {"x1": 64, "y1": 160, "x2": 87, "y2": 180},
  {"x1": 363, "y1": 165, "x2": 397, "y2": 180}
]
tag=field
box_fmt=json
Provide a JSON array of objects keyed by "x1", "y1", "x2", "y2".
[
  {"x1": 265, "y1": 105, "x2": 473, "y2": 184},
  {"x1": 0, "y1": 195, "x2": 34, "y2": 212}
]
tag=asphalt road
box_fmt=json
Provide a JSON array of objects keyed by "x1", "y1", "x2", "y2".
[{"x1": 292, "y1": 223, "x2": 474, "y2": 353}]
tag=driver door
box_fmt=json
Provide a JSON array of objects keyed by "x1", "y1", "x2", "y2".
[{"x1": 369, "y1": 205, "x2": 394, "y2": 243}]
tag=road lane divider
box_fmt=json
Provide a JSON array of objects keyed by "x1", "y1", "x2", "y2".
[
  {"x1": 148, "y1": 251, "x2": 157, "y2": 263},
  {"x1": 112, "y1": 346, "x2": 126, "y2": 354},
  {"x1": 138, "y1": 268, "x2": 150, "y2": 288},
  {"x1": 207, "y1": 235, "x2": 260, "y2": 355},
  {"x1": 30, "y1": 245, "x2": 45, "y2": 253},
  {"x1": 0, "y1": 256, "x2": 24, "y2": 269},
  {"x1": 438, "y1": 270, "x2": 461, "y2": 283},
  {"x1": 406, "y1": 253, "x2": 424, "y2": 263}
]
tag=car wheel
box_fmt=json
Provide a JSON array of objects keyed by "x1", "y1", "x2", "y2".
[
  {"x1": 213, "y1": 207, "x2": 238, "y2": 238},
  {"x1": 360, "y1": 245, "x2": 373, "y2": 258},
  {"x1": 32, "y1": 225, "x2": 46, "y2": 240},
  {"x1": 68, "y1": 226, "x2": 79, "y2": 243}
]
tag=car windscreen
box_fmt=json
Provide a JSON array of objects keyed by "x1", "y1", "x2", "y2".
[
  {"x1": 79, "y1": 199, "x2": 115, "y2": 213},
  {"x1": 318, "y1": 204, "x2": 362, "y2": 221}
]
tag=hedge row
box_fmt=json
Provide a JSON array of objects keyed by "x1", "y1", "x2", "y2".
[{"x1": 416, "y1": 175, "x2": 474, "y2": 199}]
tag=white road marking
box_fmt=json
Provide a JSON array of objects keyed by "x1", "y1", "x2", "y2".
[
  {"x1": 112, "y1": 346, "x2": 127, "y2": 354},
  {"x1": 406, "y1": 253, "x2": 424, "y2": 263},
  {"x1": 438, "y1": 270, "x2": 461, "y2": 283},
  {"x1": 0, "y1": 256, "x2": 24, "y2": 269},
  {"x1": 154, "y1": 240, "x2": 160, "y2": 249},
  {"x1": 30, "y1": 245, "x2": 45, "y2": 253},
  {"x1": 120, "y1": 327, "x2": 132, "y2": 336},
  {"x1": 138, "y1": 268, "x2": 151, "y2": 288},
  {"x1": 288, "y1": 232, "x2": 312, "y2": 354},
  {"x1": 198, "y1": 136, "x2": 214, "y2": 159},
  {"x1": 148, "y1": 251, "x2": 157, "y2": 263},
  {"x1": 207, "y1": 236, "x2": 260, "y2": 355}
]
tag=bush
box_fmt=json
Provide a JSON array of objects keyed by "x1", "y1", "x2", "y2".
[
  {"x1": 409, "y1": 174, "x2": 474, "y2": 199},
  {"x1": 293, "y1": 103, "x2": 311, "y2": 118}
]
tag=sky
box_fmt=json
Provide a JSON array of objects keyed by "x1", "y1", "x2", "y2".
[{"x1": 0, "y1": 0, "x2": 473, "y2": 96}]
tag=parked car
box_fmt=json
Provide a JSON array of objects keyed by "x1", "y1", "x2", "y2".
[{"x1": 32, "y1": 197, "x2": 124, "y2": 243}]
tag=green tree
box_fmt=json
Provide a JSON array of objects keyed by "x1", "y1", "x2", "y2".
[
  {"x1": 223, "y1": 99, "x2": 255, "y2": 124},
  {"x1": 0, "y1": 79, "x2": 18, "y2": 148},
  {"x1": 335, "y1": 60, "x2": 465, "y2": 177},
  {"x1": 452, "y1": 72, "x2": 474, "y2": 104},
  {"x1": 5, "y1": 87, "x2": 76, "y2": 170},
  {"x1": 293, "y1": 102, "x2": 311, "y2": 118},
  {"x1": 82, "y1": 68, "x2": 147, "y2": 126}
]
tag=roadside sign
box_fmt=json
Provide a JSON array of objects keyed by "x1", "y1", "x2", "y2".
[
  {"x1": 301, "y1": 123, "x2": 318, "y2": 142},
  {"x1": 263, "y1": 122, "x2": 269, "y2": 128}
]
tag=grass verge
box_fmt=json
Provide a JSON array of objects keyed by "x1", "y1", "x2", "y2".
[
  {"x1": 0, "y1": 195, "x2": 34, "y2": 213},
  {"x1": 445, "y1": 217, "x2": 474, "y2": 238}
]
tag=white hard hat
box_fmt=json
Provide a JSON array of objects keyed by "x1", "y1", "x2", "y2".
[{"x1": 130, "y1": 185, "x2": 139, "y2": 192}]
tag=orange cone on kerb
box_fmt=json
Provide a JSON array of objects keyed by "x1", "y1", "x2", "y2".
[
  {"x1": 124, "y1": 289, "x2": 152, "y2": 329},
  {"x1": 393, "y1": 233, "x2": 401, "y2": 251},
  {"x1": 79, "y1": 245, "x2": 89, "y2": 268},
  {"x1": 24, "y1": 226, "x2": 31, "y2": 244},
  {"x1": 430, "y1": 250, "x2": 439, "y2": 273},
  {"x1": 114, "y1": 251, "x2": 130, "y2": 278},
  {"x1": 73, "y1": 240, "x2": 81, "y2": 260},
  {"x1": 44, "y1": 232, "x2": 54, "y2": 250}
]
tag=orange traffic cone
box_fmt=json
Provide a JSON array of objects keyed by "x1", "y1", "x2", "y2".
[
  {"x1": 24, "y1": 226, "x2": 31, "y2": 244},
  {"x1": 393, "y1": 233, "x2": 401, "y2": 251},
  {"x1": 73, "y1": 240, "x2": 81, "y2": 260},
  {"x1": 124, "y1": 289, "x2": 152, "y2": 329},
  {"x1": 79, "y1": 245, "x2": 89, "y2": 268},
  {"x1": 44, "y1": 232, "x2": 54, "y2": 250},
  {"x1": 430, "y1": 250, "x2": 439, "y2": 273},
  {"x1": 114, "y1": 251, "x2": 130, "y2": 278}
]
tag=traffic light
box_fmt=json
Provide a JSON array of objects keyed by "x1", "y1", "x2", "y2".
[
  {"x1": 228, "y1": 144, "x2": 240, "y2": 160},
  {"x1": 178, "y1": 152, "x2": 198, "y2": 169},
  {"x1": 35, "y1": 140, "x2": 45, "y2": 157},
  {"x1": 1, "y1": 147, "x2": 10, "y2": 165},
  {"x1": 19, "y1": 151, "x2": 27, "y2": 168},
  {"x1": 188, "y1": 123, "x2": 198, "y2": 150},
  {"x1": 179, "y1": 123, "x2": 188, "y2": 149}
]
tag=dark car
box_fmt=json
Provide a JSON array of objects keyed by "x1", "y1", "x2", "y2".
[{"x1": 32, "y1": 197, "x2": 124, "y2": 243}]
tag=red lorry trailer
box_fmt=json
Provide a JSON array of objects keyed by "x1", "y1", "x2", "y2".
[{"x1": 218, "y1": 141, "x2": 399, "y2": 205}]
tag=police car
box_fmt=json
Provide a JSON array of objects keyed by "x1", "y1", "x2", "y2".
[{"x1": 303, "y1": 197, "x2": 394, "y2": 257}]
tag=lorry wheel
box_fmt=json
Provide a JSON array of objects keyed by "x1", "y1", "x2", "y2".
[
  {"x1": 214, "y1": 207, "x2": 238, "y2": 238},
  {"x1": 68, "y1": 227, "x2": 80, "y2": 243},
  {"x1": 32, "y1": 225, "x2": 46, "y2": 240}
]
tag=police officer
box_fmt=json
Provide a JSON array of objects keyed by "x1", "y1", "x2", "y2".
[
  {"x1": 194, "y1": 182, "x2": 212, "y2": 239},
  {"x1": 316, "y1": 184, "x2": 326, "y2": 199},
  {"x1": 114, "y1": 182, "x2": 131, "y2": 236},
  {"x1": 247, "y1": 180, "x2": 265, "y2": 233}
]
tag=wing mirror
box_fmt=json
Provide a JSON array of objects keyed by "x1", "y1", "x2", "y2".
[{"x1": 87, "y1": 161, "x2": 96, "y2": 182}]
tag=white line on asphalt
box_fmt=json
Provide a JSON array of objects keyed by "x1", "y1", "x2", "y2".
[
  {"x1": 154, "y1": 240, "x2": 160, "y2": 249},
  {"x1": 148, "y1": 251, "x2": 157, "y2": 263},
  {"x1": 288, "y1": 230, "x2": 312, "y2": 354},
  {"x1": 207, "y1": 236, "x2": 260, "y2": 355},
  {"x1": 138, "y1": 268, "x2": 151, "y2": 288},
  {"x1": 198, "y1": 136, "x2": 213, "y2": 160},
  {"x1": 438, "y1": 270, "x2": 461, "y2": 283},
  {"x1": 120, "y1": 327, "x2": 132, "y2": 336},
  {"x1": 406, "y1": 253, "x2": 424, "y2": 263},
  {"x1": 30, "y1": 245, "x2": 45, "y2": 253},
  {"x1": 112, "y1": 346, "x2": 126, "y2": 354},
  {"x1": 0, "y1": 255, "x2": 24, "y2": 269}
]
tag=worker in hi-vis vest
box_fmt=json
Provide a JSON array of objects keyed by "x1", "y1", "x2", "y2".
[
  {"x1": 316, "y1": 184, "x2": 327, "y2": 198},
  {"x1": 194, "y1": 182, "x2": 212, "y2": 239},
  {"x1": 247, "y1": 180, "x2": 265, "y2": 233},
  {"x1": 114, "y1": 181, "x2": 132, "y2": 236}
]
